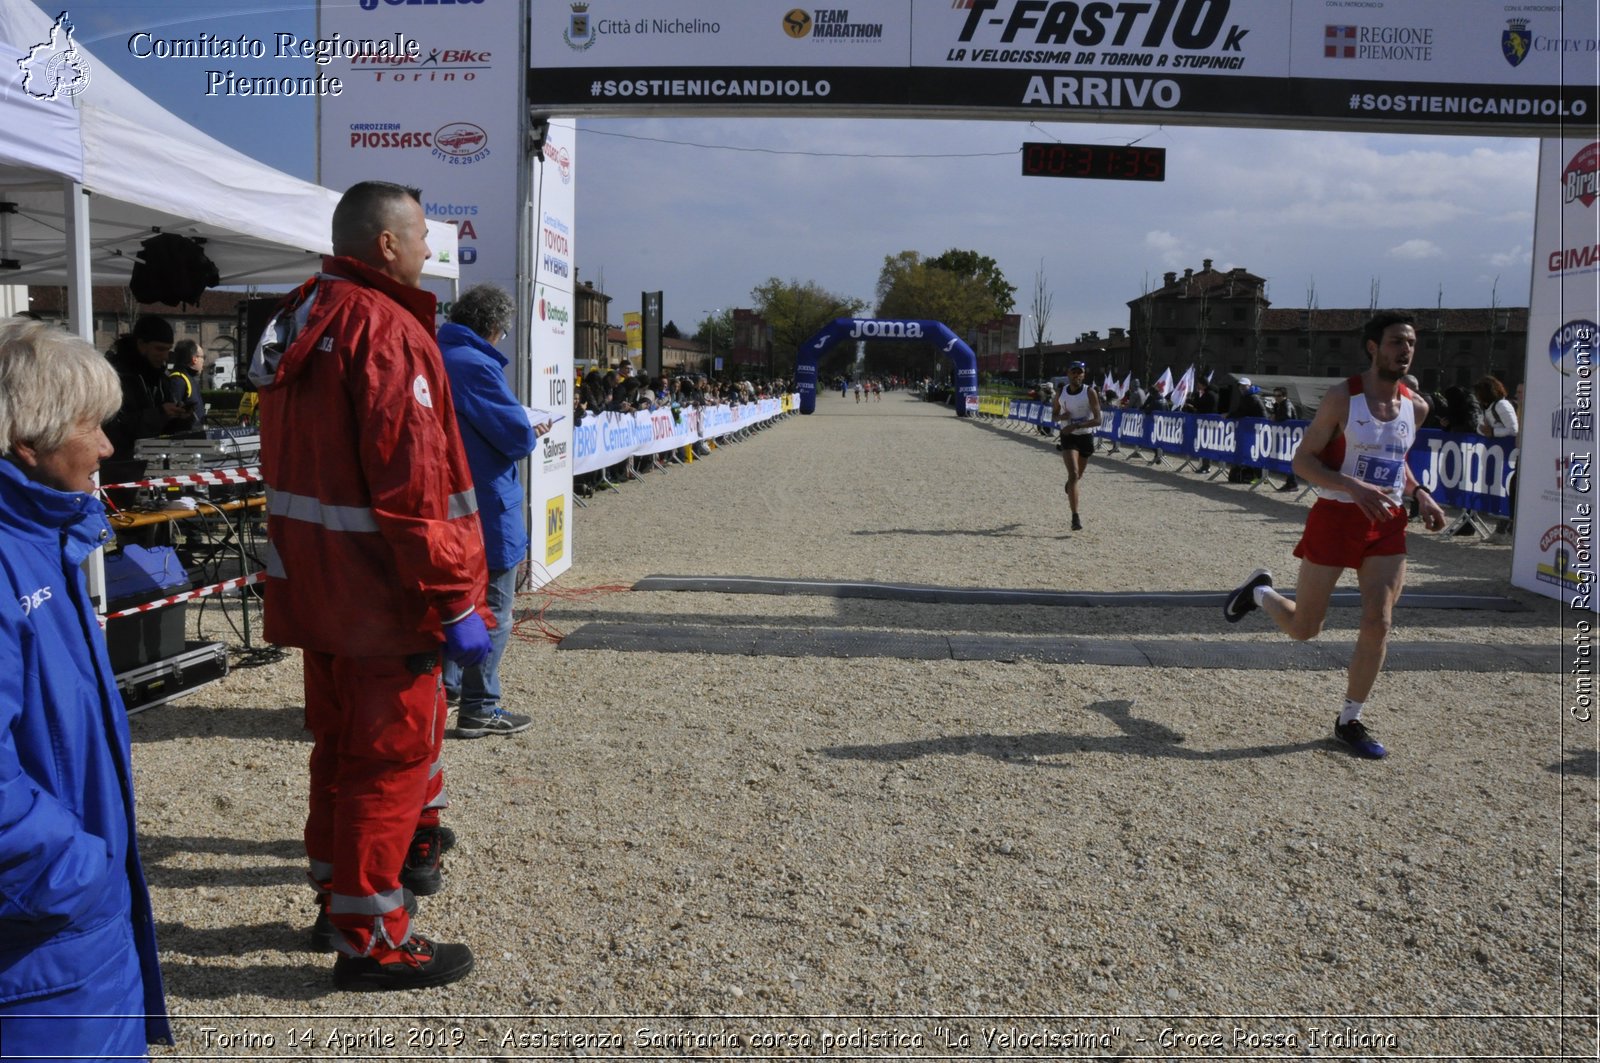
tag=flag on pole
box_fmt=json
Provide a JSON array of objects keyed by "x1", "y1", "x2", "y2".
[
  {"x1": 1152, "y1": 367, "x2": 1174, "y2": 400},
  {"x1": 1117, "y1": 372, "x2": 1132, "y2": 400},
  {"x1": 1170, "y1": 364, "x2": 1197, "y2": 410}
]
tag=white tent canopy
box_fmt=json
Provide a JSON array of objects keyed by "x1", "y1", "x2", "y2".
[{"x1": 0, "y1": 0, "x2": 456, "y2": 303}]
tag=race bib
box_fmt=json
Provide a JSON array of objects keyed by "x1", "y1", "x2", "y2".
[{"x1": 1353, "y1": 454, "x2": 1403, "y2": 488}]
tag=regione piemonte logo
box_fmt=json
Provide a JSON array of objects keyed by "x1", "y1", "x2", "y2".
[
  {"x1": 1324, "y1": 25, "x2": 1356, "y2": 59},
  {"x1": 19, "y1": 10, "x2": 89, "y2": 99}
]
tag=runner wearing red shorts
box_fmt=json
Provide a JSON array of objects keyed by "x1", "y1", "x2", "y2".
[{"x1": 1223, "y1": 311, "x2": 1446, "y2": 759}]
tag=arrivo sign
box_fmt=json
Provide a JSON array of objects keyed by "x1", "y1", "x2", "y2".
[{"x1": 1021, "y1": 141, "x2": 1166, "y2": 182}]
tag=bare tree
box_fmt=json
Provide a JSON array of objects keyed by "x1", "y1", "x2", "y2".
[
  {"x1": 1136, "y1": 272, "x2": 1159, "y2": 382},
  {"x1": 1028, "y1": 260, "x2": 1053, "y2": 381},
  {"x1": 1303, "y1": 278, "x2": 1319, "y2": 374}
]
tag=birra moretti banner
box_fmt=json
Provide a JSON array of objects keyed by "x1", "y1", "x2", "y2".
[
  {"x1": 1512, "y1": 138, "x2": 1599, "y2": 613},
  {"x1": 529, "y1": 0, "x2": 1597, "y2": 136}
]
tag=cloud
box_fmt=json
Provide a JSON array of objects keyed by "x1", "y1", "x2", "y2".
[
  {"x1": 1388, "y1": 239, "x2": 1444, "y2": 261},
  {"x1": 1487, "y1": 244, "x2": 1532, "y2": 269}
]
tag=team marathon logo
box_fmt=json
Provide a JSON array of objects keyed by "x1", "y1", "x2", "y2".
[
  {"x1": 18, "y1": 11, "x2": 90, "y2": 100},
  {"x1": 781, "y1": 9, "x2": 886, "y2": 41}
]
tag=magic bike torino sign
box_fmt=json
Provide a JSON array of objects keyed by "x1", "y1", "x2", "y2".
[{"x1": 528, "y1": 0, "x2": 1598, "y2": 136}]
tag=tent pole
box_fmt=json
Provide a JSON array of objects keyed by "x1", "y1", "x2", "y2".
[
  {"x1": 66, "y1": 179, "x2": 108, "y2": 620},
  {"x1": 64, "y1": 180, "x2": 91, "y2": 342}
]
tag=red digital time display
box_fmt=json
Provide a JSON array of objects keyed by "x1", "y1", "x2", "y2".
[{"x1": 1020, "y1": 142, "x2": 1166, "y2": 182}]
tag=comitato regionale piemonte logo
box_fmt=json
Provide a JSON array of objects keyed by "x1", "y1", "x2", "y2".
[{"x1": 19, "y1": 10, "x2": 90, "y2": 100}]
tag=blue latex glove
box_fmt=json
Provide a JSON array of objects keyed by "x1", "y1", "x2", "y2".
[{"x1": 441, "y1": 611, "x2": 491, "y2": 667}]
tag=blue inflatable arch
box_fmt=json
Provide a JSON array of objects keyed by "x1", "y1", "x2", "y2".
[{"x1": 795, "y1": 318, "x2": 978, "y2": 415}]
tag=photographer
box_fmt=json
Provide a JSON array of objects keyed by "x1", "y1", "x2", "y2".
[{"x1": 164, "y1": 339, "x2": 207, "y2": 432}]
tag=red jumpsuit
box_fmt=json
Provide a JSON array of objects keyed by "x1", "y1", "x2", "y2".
[{"x1": 256, "y1": 256, "x2": 488, "y2": 956}]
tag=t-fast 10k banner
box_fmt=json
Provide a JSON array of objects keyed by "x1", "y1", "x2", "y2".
[
  {"x1": 1512, "y1": 137, "x2": 1598, "y2": 611},
  {"x1": 529, "y1": 0, "x2": 1597, "y2": 135}
]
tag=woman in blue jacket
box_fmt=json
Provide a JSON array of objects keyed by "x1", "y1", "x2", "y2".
[
  {"x1": 0, "y1": 318, "x2": 171, "y2": 1056},
  {"x1": 437, "y1": 286, "x2": 546, "y2": 739}
]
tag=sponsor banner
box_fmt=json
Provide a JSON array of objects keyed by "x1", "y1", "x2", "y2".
[
  {"x1": 529, "y1": 1, "x2": 1598, "y2": 134},
  {"x1": 1148, "y1": 411, "x2": 1192, "y2": 456},
  {"x1": 1113, "y1": 409, "x2": 1147, "y2": 447},
  {"x1": 1188, "y1": 413, "x2": 1237, "y2": 462},
  {"x1": 572, "y1": 399, "x2": 789, "y2": 475},
  {"x1": 544, "y1": 495, "x2": 566, "y2": 567},
  {"x1": 1411, "y1": 431, "x2": 1518, "y2": 518},
  {"x1": 1513, "y1": 135, "x2": 1599, "y2": 610},
  {"x1": 318, "y1": 0, "x2": 519, "y2": 311},
  {"x1": 1018, "y1": 408, "x2": 1520, "y2": 514},
  {"x1": 537, "y1": 1, "x2": 908, "y2": 67}
]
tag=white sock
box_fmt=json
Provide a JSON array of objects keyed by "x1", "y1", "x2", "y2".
[
  {"x1": 1339, "y1": 699, "x2": 1363, "y2": 725},
  {"x1": 1252, "y1": 584, "x2": 1273, "y2": 607}
]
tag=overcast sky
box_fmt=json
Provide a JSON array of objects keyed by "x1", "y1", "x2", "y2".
[{"x1": 38, "y1": 0, "x2": 1541, "y2": 343}]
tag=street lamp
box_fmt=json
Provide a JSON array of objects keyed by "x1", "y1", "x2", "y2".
[
  {"x1": 1020, "y1": 314, "x2": 1036, "y2": 383},
  {"x1": 702, "y1": 307, "x2": 721, "y2": 376}
]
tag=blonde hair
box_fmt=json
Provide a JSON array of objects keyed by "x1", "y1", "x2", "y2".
[{"x1": 0, "y1": 317, "x2": 121, "y2": 457}]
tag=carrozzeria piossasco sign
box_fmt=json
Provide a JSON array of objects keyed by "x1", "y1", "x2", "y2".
[
  {"x1": 345, "y1": 120, "x2": 491, "y2": 163},
  {"x1": 526, "y1": 0, "x2": 1598, "y2": 134}
]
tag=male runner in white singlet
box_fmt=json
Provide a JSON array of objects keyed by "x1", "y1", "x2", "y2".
[
  {"x1": 1223, "y1": 311, "x2": 1447, "y2": 759},
  {"x1": 1052, "y1": 361, "x2": 1100, "y2": 532}
]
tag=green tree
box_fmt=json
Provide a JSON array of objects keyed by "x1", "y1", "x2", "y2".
[
  {"x1": 927, "y1": 248, "x2": 1016, "y2": 315},
  {"x1": 874, "y1": 249, "x2": 1014, "y2": 339},
  {"x1": 749, "y1": 277, "x2": 865, "y2": 377}
]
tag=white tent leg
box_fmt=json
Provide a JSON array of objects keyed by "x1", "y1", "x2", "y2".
[{"x1": 67, "y1": 179, "x2": 107, "y2": 618}]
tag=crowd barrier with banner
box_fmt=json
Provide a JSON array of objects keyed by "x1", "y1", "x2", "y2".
[
  {"x1": 573, "y1": 397, "x2": 791, "y2": 476},
  {"x1": 992, "y1": 401, "x2": 1516, "y2": 518}
]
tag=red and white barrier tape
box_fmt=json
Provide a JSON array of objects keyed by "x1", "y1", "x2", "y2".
[
  {"x1": 103, "y1": 466, "x2": 262, "y2": 490},
  {"x1": 105, "y1": 571, "x2": 265, "y2": 619}
]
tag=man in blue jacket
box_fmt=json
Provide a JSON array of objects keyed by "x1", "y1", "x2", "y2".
[
  {"x1": 439, "y1": 285, "x2": 548, "y2": 737},
  {"x1": 0, "y1": 318, "x2": 171, "y2": 1055}
]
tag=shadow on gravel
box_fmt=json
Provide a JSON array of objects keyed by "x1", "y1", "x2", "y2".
[
  {"x1": 129, "y1": 705, "x2": 308, "y2": 744},
  {"x1": 154, "y1": 925, "x2": 331, "y2": 1002},
  {"x1": 141, "y1": 834, "x2": 304, "y2": 889},
  {"x1": 850, "y1": 523, "x2": 1063, "y2": 540},
  {"x1": 1548, "y1": 749, "x2": 1600, "y2": 778},
  {"x1": 822, "y1": 699, "x2": 1326, "y2": 765}
]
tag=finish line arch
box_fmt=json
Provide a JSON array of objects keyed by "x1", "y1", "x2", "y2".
[{"x1": 795, "y1": 318, "x2": 978, "y2": 416}]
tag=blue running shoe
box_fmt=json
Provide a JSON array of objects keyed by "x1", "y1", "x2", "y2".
[{"x1": 1333, "y1": 717, "x2": 1388, "y2": 759}]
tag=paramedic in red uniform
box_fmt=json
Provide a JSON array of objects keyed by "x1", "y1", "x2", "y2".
[
  {"x1": 1224, "y1": 311, "x2": 1447, "y2": 760},
  {"x1": 251, "y1": 181, "x2": 490, "y2": 991}
]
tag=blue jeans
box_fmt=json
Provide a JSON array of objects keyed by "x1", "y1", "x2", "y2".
[{"x1": 442, "y1": 566, "x2": 516, "y2": 717}]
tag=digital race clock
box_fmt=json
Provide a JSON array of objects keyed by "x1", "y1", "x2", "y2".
[{"x1": 1020, "y1": 142, "x2": 1166, "y2": 182}]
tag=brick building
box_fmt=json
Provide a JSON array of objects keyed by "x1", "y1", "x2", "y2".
[
  {"x1": 1124, "y1": 259, "x2": 1528, "y2": 391},
  {"x1": 26, "y1": 285, "x2": 246, "y2": 369}
]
